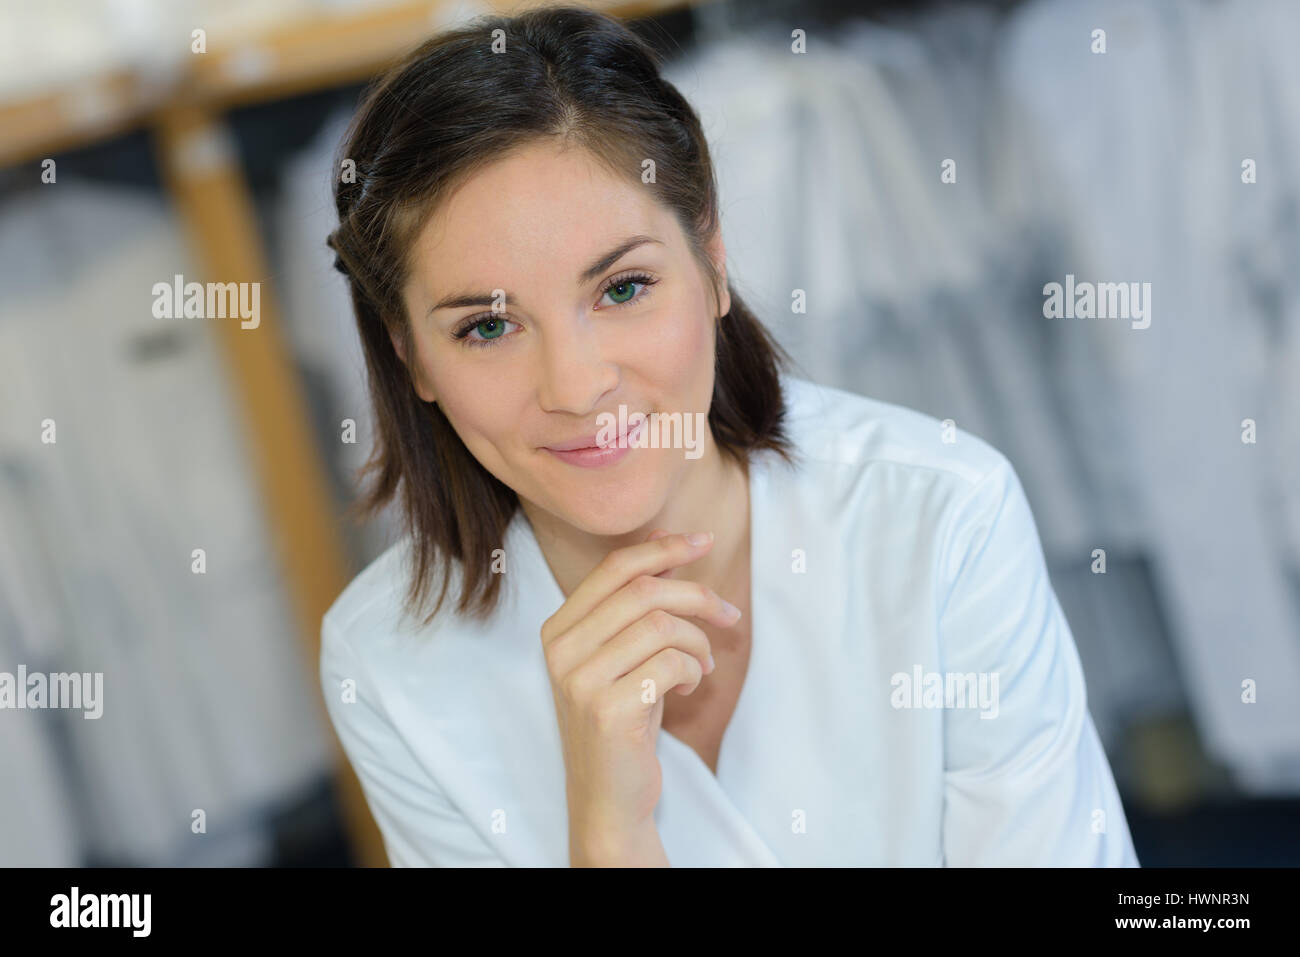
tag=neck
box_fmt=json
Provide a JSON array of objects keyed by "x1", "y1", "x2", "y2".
[{"x1": 520, "y1": 434, "x2": 751, "y2": 600}]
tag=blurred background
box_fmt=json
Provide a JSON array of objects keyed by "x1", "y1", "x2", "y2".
[{"x1": 1, "y1": 0, "x2": 1298, "y2": 867}]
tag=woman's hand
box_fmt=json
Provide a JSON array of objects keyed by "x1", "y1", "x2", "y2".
[{"x1": 540, "y1": 529, "x2": 743, "y2": 866}]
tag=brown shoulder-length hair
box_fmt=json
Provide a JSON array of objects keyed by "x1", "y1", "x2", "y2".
[{"x1": 327, "y1": 4, "x2": 793, "y2": 628}]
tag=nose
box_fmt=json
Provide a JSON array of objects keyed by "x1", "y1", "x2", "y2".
[{"x1": 535, "y1": 314, "x2": 619, "y2": 416}]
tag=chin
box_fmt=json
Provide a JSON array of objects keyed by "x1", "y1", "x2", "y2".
[
  {"x1": 559, "y1": 496, "x2": 661, "y2": 538},
  {"x1": 543, "y1": 475, "x2": 666, "y2": 538}
]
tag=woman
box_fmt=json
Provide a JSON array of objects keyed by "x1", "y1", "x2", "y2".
[{"x1": 321, "y1": 4, "x2": 1138, "y2": 867}]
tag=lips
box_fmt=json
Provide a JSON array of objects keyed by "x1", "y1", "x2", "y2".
[
  {"x1": 545, "y1": 433, "x2": 604, "y2": 452},
  {"x1": 544, "y1": 416, "x2": 643, "y2": 452}
]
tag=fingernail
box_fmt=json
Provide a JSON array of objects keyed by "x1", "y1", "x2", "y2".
[
  {"x1": 687, "y1": 531, "x2": 713, "y2": 546},
  {"x1": 707, "y1": 653, "x2": 716, "y2": 672},
  {"x1": 721, "y1": 600, "x2": 741, "y2": 620}
]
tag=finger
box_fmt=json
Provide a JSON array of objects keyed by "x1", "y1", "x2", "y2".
[
  {"x1": 612, "y1": 647, "x2": 706, "y2": 714},
  {"x1": 542, "y1": 531, "x2": 715, "y2": 641},
  {"x1": 645, "y1": 529, "x2": 675, "y2": 578},
  {"x1": 547, "y1": 575, "x2": 739, "y2": 673},
  {"x1": 587, "y1": 610, "x2": 714, "y2": 684}
]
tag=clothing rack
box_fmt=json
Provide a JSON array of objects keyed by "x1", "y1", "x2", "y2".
[{"x1": 0, "y1": 0, "x2": 702, "y2": 868}]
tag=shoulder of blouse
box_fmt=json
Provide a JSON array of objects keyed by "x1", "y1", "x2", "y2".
[{"x1": 777, "y1": 373, "x2": 1010, "y2": 491}]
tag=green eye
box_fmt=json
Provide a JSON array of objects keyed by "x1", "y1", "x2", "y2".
[
  {"x1": 599, "y1": 272, "x2": 656, "y2": 308},
  {"x1": 606, "y1": 282, "x2": 637, "y2": 304},
  {"x1": 475, "y1": 317, "x2": 507, "y2": 339},
  {"x1": 453, "y1": 314, "x2": 517, "y2": 348}
]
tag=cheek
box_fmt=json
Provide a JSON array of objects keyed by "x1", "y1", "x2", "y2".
[
  {"x1": 424, "y1": 356, "x2": 519, "y2": 454},
  {"x1": 441, "y1": 397, "x2": 498, "y2": 443},
  {"x1": 637, "y1": 295, "x2": 715, "y2": 389},
  {"x1": 435, "y1": 395, "x2": 528, "y2": 492}
]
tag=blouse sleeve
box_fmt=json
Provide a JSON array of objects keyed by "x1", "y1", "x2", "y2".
[
  {"x1": 936, "y1": 455, "x2": 1139, "y2": 866},
  {"x1": 319, "y1": 613, "x2": 508, "y2": 868}
]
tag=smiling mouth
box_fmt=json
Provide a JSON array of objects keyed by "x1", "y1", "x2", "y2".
[
  {"x1": 543, "y1": 417, "x2": 647, "y2": 466},
  {"x1": 544, "y1": 415, "x2": 647, "y2": 452}
]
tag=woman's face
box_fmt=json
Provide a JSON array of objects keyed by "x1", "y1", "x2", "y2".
[{"x1": 399, "y1": 140, "x2": 730, "y2": 537}]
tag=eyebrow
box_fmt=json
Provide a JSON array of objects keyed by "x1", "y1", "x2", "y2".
[{"x1": 425, "y1": 234, "x2": 663, "y2": 317}]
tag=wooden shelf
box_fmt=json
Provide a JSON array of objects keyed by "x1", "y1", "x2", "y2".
[
  {"x1": 0, "y1": 0, "x2": 700, "y2": 166},
  {"x1": 0, "y1": 68, "x2": 161, "y2": 168}
]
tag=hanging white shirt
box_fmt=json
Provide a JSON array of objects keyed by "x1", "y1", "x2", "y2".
[{"x1": 319, "y1": 375, "x2": 1139, "y2": 866}]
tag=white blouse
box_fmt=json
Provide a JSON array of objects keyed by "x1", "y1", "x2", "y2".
[{"x1": 319, "y1": 375, "x2": 1139, "y2": 866}]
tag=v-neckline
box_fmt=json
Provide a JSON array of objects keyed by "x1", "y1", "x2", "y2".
[{"x1": 517, "y1": 447, "x2": 770, "y2": 788}]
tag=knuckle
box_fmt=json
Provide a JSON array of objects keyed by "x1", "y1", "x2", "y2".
[
  {"x1": 543, "y1": 633, "x2": 568, "y2": 670},
  {"x1": 645, "y1": 608, "x2": 675, "y2": 637},
  {"x1": 598, "y1": 550, "x2": 627, "y2": 579},
  {"x1": 559, "y1": 669, "x2": 588, "y2": 703},
  {"x1": 631, "y1": 574, "x2": 661, "y2": 600},
  {"x1": 540, "y1": 611, "x2": 565, "y2": 644}
]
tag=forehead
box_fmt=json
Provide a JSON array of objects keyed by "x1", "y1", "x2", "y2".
[{"x1": 408, "y1": 141, "x2": 674, "y2": 280}]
